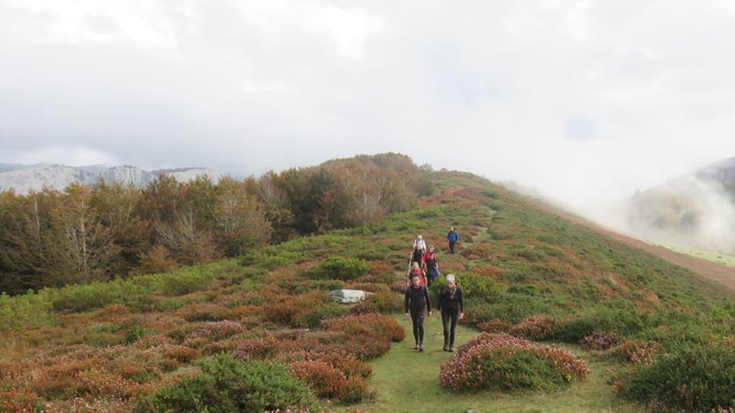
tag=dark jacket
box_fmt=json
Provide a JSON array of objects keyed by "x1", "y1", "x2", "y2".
[
  {"x1": 405, "y1": 284, "x2": 431, "y2": 315},
  {"x1": 437, "y1": 285, "x2": 463, "y2": 313}
]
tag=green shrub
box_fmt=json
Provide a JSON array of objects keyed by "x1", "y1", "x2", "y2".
[
  {"x1": 314, "y1": 257, "x2": 368, "y2": 281},
  {"x1": 618, "y1": 342, "x2": 735, "y2": 412},
  {"x1": 159, "y1": 267, "x2": 216, "y2": 296},
  {"x1": 139, "y1": 355, "x2": 317, "y2": 413}
]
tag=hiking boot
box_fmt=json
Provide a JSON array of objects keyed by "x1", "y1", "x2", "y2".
[
  {"x1": 443, "y1": 344, "x2": 449, "y2": 352},
  {"x1": 414, "y1": 343, "x2": 419, "y2": 350},
  {"x1": 448, "y1": 346, "x2": 455, "y2": 353},
  {"x1": 418, "y1": 343, "x2": 424, "y2": 352}
]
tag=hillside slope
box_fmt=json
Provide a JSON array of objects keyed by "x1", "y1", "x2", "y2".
[{"x1": 1, "y1": 170, "x2": 734, "y2": 412}]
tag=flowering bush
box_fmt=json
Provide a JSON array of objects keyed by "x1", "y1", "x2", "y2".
[
  {"x1": 477, "y1": 319, "x2": 512, "y2": 334},
  {"x1": 323, "y1": 313, "x2": 405, "y2": 344},
  {"x1": 289, "y1": 360, "x2": 349, "y2": 399},
  {"x1": 441, "y1": 333, "x2": 588, "y2": 392},
  {"x1": 509, "y1": 315, "x2": 559, "y2": 341},
  {"x1": 579, "y1": 332, "x2": 618, "y2": 351},
  {"x1": 613, "y1": 340, "x2": 661, "y2": 365}
]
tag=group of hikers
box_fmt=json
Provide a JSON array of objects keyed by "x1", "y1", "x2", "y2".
[{"x1": 404, "y1": 227, "x2": 464, "y2": 352}]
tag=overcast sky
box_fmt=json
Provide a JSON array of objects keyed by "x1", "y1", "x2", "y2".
[{"x1": 2, "y1": 0, "x2": 735, "y2": 208}]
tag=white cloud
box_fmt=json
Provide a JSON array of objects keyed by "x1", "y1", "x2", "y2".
[{"x1": 1, "y1": 0, "x2": 735, "y2": 207}]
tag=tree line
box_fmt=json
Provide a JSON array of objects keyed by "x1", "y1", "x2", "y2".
[{"x1": 0, "y1": 153, "x2": 432, "y2": 294}]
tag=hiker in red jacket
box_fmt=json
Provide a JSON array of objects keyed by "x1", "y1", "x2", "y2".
[{"x1": 406, "y1": 261, "x2": 426, "y2": 287}]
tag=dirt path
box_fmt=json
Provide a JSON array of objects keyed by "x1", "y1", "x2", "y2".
[{"x1": 542, "y1": 206, "x2": 735, "y2": 291}]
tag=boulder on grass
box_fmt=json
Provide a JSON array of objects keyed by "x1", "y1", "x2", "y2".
[{"x1": 329, "y1": 289, "x2": 373, "y2": 304}]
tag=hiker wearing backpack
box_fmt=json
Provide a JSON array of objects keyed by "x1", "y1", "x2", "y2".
[
  {"x1": 447, "y1": 227, "x2": 459, "y2": 254},
  {"x1": 412, "y1": 234, "x2": 426, "y2": 265},
  {"x1": 405, "y1": 273, "x2": 431, "y2": 352},
  {"x1": 436, "y1": 274, "x2": 464, "y2": 352},
  {"x1": 424, "y1": 245, "x2": 440, "y2": 287},
  {"x1": 406, "y1": 261, "x2": 426, "y2": 287}
]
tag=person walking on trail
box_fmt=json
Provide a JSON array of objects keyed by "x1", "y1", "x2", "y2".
[
  {"x1": 447, "y1": 227, "x2": 459, "y2": 254},
  {"x1": 405, "y1": 273, "x2": 431, "y2": 352},
  {"x1": 424, "y1": 245, "x2": 440, "y2": 287},
  {"x1": 436, "y1": 274, "x2": 464, "y2": 352},
  {"x1": 412, "y1": 234, "x2": 426, "y2": 265},
  {"x1": 406, "y1": 261, "x2": 426, "y2": 287}
]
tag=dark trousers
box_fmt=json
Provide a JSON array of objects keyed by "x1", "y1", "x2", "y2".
[
  {"x1": 442, "y1": 308, "x2": 459, "y2": 347},
  {"x1": 412, "y1": 250, "x2": 423, "y2": 264},
  {"x1": 449, "y1": 240, "x2": 456, "y2": 253},
  {"x1": 410, "y1": 311, "x2": 425, "y2": 344}
]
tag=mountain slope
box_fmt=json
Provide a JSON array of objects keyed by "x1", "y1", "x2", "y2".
[{"x1": 1, "y1": 169, "x2": 733, "y2": 412}]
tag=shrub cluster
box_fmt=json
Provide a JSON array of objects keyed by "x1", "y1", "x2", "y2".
[
  {"x1": 618, "y1": 342, "x2": 735, "y2": 412},
  {"x1": 440, "y1": 333, "x2": 588, "y2": 393},
  {"x1": 314, "y1": 257, "x2": 368, "y2": 281},
  {"x1": 509, "y1": 314, "x2": 559, "y2": 341},
  {"x1": 139, "y1": 355, "x2": 317, "y2": 413},
  {"x1": 579, "y1": 332, "x2": 618, "y2": 351},
  {"x1": 612, "y1": 340, "x2": 661, "y2": 366}
]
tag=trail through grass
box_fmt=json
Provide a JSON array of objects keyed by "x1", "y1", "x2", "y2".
[{"x1": 349, "y1": 316, "x2": 645, "y2": 413}]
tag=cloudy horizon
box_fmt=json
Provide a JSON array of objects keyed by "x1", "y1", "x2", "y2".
[{"x1": 3, "y1": 0, "x2": 735, "y2": 208}]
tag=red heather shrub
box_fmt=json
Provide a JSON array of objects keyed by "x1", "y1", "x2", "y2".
[
  {"x1": 232, "y1": 335, "x2": 281, "y2": 360},
  {"x1": 163, "y1": 345, "x2": 201, "y2": 364},
  {"x1": 477, "y1": 319, "x2": 512, "y2": 334},
  {"x1": 289, "y1": 360, "x2": 349, "y2": 399},
  {"x1": 441, "y1": 333, "x2": 588, "y2": 392},
  {"x1": 324, "y1": 313, "x2": 405, "y2": 343},
  {"x1": 350, "y1": 300, "x2": 380, "y2": 315},
  {"x1": 614, "y1": 340, "x2": 661, "y2": 365},
  {"x1": 0, "y1": 389, "x2": 40, "y2": 413},
  {"x1": 187, "y1": 320, "x2": 244, "y2": 342},
  {"x1": 579, "y1": 332, "x2": 619, "y2": 351},
  {"x1": 510, "y1": 314, "x2": 559, "y2": 341}
]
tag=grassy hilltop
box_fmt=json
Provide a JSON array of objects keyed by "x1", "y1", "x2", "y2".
[{"x1": 2, "y1": 170, "x2": 735, "y2": 412}]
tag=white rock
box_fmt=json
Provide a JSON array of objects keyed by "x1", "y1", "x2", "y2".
[{"x1": 329, "y1": 289, "x2": 373, "y2": 304}]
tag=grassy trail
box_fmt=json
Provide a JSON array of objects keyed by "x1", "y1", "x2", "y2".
[{"x1": 347, "y1": 316, "x2": 645, "y2": 413}]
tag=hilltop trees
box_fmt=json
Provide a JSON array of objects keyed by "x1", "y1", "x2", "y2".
[{"x1": 0, "y1": 153, "x2": 431, "y2": 294}]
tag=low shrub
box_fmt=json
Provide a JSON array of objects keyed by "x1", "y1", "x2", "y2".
[
  {"x1": 314, "y1": 257, "x2": 368, "y2": 281},
  {"x1": 579, "y1": 332, "x2": 619, "y2": 351},
  {"x1": 613, "y1": 340, "x2": 661, "y2": 366},
  {"x1": 618, "y1": 342, "x2": 735, "y2": 412},
  {"x1": 363, "y1": 291, "x2": 403, "y2": 314},
  {"x1": 477, "y1": 319, "x2": 512, "y2": 334},
  {"x1": 289, "y1": 360, "x2": 349, "y2": 399},
  {"x1": 510, "y1": 314, "x2": 559, "y2": 341},
  {"x1": 440, "y1": 333, "x2": 588, "y2": 392},
  {"x1": 140, "y1": 355, "x2": 317, "y2": 413}
]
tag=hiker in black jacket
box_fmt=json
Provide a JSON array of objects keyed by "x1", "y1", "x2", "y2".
[
  {"x1": 405, "y1": 273, "x2": 431, "y2": 352},
  {"x1": 436, "y1": 273, "x2": 464, "y2": 352}
]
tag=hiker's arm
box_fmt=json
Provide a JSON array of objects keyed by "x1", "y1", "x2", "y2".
[
  {"x1": 425, "y1": 288, "x2": 431, "y2": 315},
  {"x1": 404, "y1": 289, "x2": 410, "y2": 314},
  {"x1": 458, "y1": 288, "x2": 464, "y2": 314}
]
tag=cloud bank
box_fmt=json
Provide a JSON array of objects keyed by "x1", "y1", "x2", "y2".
[{"x1": 3, "y1": 0, "x2": 735, "y2": 209}]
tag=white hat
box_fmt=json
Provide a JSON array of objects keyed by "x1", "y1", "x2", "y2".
[{"x1": 446, "y1": 274, "x2": 455, "y2": 282}]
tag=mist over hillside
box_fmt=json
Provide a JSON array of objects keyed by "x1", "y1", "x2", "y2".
[{"x1": 610, "y1": 157, "x2": 735, "y2": 254}]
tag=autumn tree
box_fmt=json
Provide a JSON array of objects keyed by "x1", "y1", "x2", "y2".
[{"x1": 213, "y1": 178, "x2": 272, "y2": 256}]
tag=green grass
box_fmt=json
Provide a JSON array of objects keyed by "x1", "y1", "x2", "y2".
[{"x1": 348, "y1": 315, "x2": 645, "y2": 413}]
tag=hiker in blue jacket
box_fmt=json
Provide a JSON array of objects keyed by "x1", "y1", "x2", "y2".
[
  {"x1": 447, "y1": 227, "x2": 459, "y2": 254},
  {"x1": 405, "y1": 273, "x2": 431, "y2": 352}
]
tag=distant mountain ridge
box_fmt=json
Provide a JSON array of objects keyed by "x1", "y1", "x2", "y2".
[{"x1": 0, "y1": 163, "x2": 221, "y2": 194}]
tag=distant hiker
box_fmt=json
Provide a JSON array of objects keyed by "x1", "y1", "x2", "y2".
[
  {"x1": 424, "y1": 245, "x2": 440, "y2": 287},
  {"x1": 436, "y1": 274, "x2": 464, "y2": 352},
  {"x1": 405, "y1": 273, "x2": 431, "y2": 352},
  {"x1": 406, "y1": 261, "x2": 426, "y2": 287},
  {"x1": 412, "y1": 234, "x2": 426, "y2": 265},
  {"x1": 447, "y1": 227, "x2": 459, "y2": 254}
]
